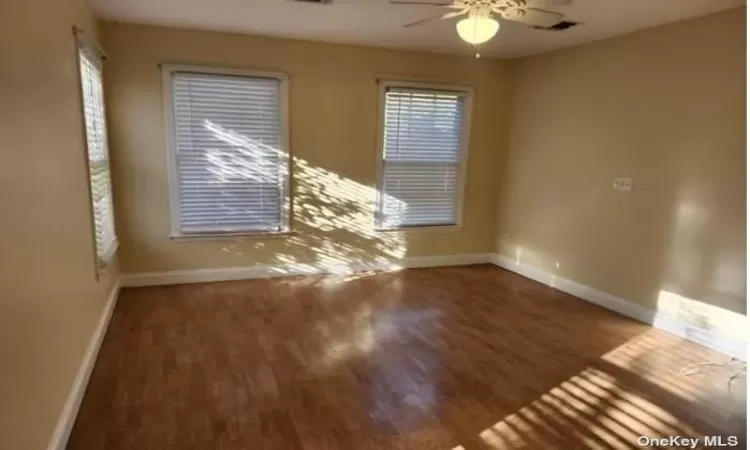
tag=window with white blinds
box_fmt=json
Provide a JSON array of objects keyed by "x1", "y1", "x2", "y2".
[
  {"x1": 376, "y1": 84, "x2": 471, "y2": 229},
  {"x1": 77, "y1": 43, "x2": 117, "y2": 270},
  {"x1": 163, "y1": 66, "x2": 289, "y2": 236}
]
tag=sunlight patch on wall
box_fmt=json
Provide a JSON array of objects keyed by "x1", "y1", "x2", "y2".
[
  {"x1": 202, "y1": 120, "x2": 409, "y2": 268},
  {"x1": 656, "y1": 290, "x2": 748, "y2": 343},
  {"x1": 663, "y1": 197, "x2": 745, "y2": 312},
  {"x1": 709, "y1": 252, "x2": 746, "y2": 300},
  {"x1": 293, "y1": 157, "x2": 407, "y2": 256},
  {"x1": 667, "y1": 200, "x2": 707, "y2": 285}
]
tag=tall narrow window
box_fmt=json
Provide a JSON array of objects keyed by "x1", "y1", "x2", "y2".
[
  {"x1": 163, "y1": 66, "x2": 290, "y2": 237},
  {"x1": 77, "y1": 36, "x2": 117, "y2": 270},
  {"x1": 376, "y1": 82, "x2": 471, "y2": 229}
]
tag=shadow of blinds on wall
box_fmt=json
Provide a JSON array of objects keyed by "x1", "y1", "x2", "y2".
[
  {"x1": 377, "y1": 87, "x2": 467, "y2": 229},
  {"x1": 167, "y1": 70, "x2": 288, "y2": 235}
]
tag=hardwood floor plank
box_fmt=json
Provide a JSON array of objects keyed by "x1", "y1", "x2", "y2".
[{"x1": 68, "y1": 265, "x2": 746, "y2": 449}]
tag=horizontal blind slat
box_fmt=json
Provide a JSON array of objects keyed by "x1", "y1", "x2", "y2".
[
  {"x1": 379, "y1": 87, "x2": 466, "y2": 228},
  {"x1": 79, "y1": 49, "x2": 117, "y2": 266},
  {"x1": 171, "y1": 70, "x2": 285, "y2": 234}
]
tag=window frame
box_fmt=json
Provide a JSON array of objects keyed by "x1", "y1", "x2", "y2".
[
  {"x1": 161, "y1": 64, "x2": 292, "y2": 240},
  {"x1": 374, "y1": 80, "x2": 473, "y2": 231},
  {"x1": 74, "y1": 31, "x2": 118, "y2": 276}
]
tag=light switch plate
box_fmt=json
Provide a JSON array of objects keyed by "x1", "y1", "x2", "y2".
[{"x1": 612, "y1": 177, "x2": 633, "y2": 191}]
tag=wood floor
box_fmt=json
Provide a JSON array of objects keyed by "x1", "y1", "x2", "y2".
[{"x1": 68, "y1": 265, "x2": 746, "y2": 449}]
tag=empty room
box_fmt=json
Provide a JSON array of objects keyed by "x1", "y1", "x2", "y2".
[{"x1": 1, "y1": 0, "x2": 747, "y2": 449}]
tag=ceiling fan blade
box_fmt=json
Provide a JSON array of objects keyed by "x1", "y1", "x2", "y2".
[
  {"x1": 390, "y1": 1, "x2": 453, "y2": 5},
  {"x1": 523, "y1": 0, "x2": 573, "y2": 7},
  {"x1": 391, "y1": 1, "x2": 468, "y2": 9},
  {"x1": 441, "y1": 8, "x2": 469, "y2": 19},
  {"x1": 503, "y1": 7, "x2": 564, "y2": 28},
  {"x1": 403, "y1": 13, "x2": 447, "y2": 27}
]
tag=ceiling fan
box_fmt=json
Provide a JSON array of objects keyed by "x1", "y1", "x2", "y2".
[{"x1": 391, "y1": 0, "x2": 573, "y2": 45}]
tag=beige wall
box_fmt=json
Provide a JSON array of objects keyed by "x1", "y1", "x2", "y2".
[
  {"x1": 0, "y1": 1, "x2": 120, "y2": 449},
  {"x1": 101, "y1": 22, "x2": 510, "y2": 274},
  {"x1": 0, "y1": 5, "x2": 743, "y2": 449},
  {"x1": 497, "y1": 9, "x2": 746, "y2": 325}
]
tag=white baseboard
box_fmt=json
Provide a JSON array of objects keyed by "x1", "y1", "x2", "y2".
[
  {"x1": 121, "y1": 252, "x2": 745, "y2": 360},
  {"x1": 47, "y1": 280, "x2": 121, "y2": 450},
  {"x1": 491, "y1": 254, "x2": 747, "y2": 361},
  {"x1": 121, "y1": 253, "x2": 494, "y2": 287}
]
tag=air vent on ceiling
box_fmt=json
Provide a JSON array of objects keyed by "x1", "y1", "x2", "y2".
[
  {"x1": 289, "y1": 0, "x2": 333, "y2": 4},
  {"x1": 534, "y1": 20, "x2": 580, "y2": 31}
]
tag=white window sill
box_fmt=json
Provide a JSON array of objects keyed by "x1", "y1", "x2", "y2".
[
  {"x1": 375, "y1": 224, "x2": 463, "y2": 233},
  {"x1": 170, "y1": 231, "x2": 295, "y2": 242}
]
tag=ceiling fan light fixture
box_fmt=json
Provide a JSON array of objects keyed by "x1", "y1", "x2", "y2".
[{"x1": 456, "y1": 13, "x2": 499, "y2": 45}]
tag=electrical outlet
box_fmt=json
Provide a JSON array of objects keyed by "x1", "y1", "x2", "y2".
[{"x1": 612, "y1": 177, "x2": 633, "y2": 191}]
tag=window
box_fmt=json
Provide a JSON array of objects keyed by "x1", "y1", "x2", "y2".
[
  {"x1": 375, "y1": 82, "x2": 472, "y2": 229},
  {"x1": 76, "y1": 37, "x2": 117, "y2": 271},
  {"x1": 162, "y1": 66, "x2": 290, "y2": 237}
]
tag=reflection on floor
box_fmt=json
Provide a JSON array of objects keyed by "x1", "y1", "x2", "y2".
[{"x1": 68, "y1": 265, "x2": 746, "y2": 449}]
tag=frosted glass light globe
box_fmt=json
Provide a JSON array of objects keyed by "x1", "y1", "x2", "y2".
[{"x1": 456, "y1": 15, "x2": 500, "y2": 45}]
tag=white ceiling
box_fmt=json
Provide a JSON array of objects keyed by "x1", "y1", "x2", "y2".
[{"x1": 91, "y1": 0, "x2": 745, "y2": 58}]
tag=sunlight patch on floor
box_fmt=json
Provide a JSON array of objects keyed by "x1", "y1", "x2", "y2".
[{"x1": 474, "y1": 365, "x2": 697, "y2": 450}]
